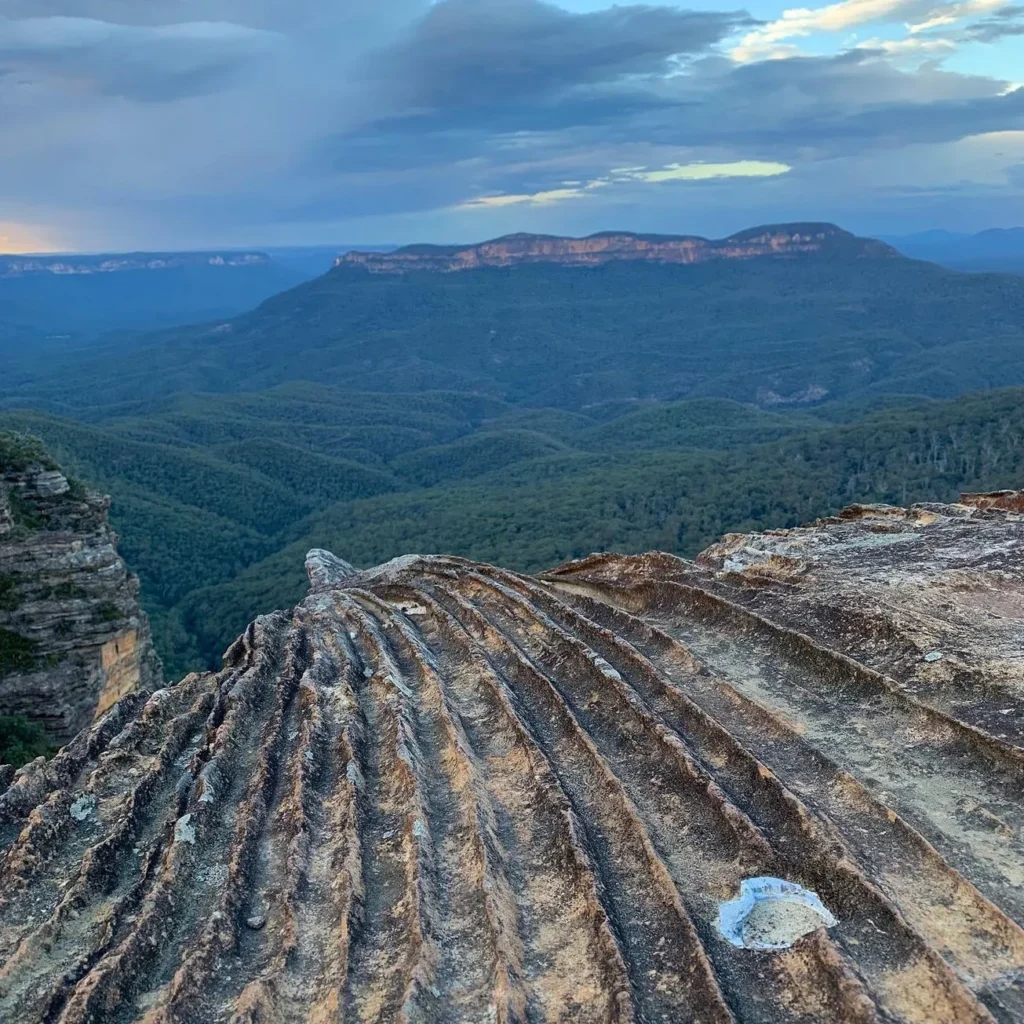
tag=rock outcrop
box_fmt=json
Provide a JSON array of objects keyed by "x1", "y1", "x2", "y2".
[
  {"x1": 0, "y1": 436, "x2": 161, "y2": 742},
  {"x1": 337, "y1": 223, "x2": 898, "y2": 274},
  {"x1": 1, "y1": 497, "x2": 1023, "y2": 1022}
]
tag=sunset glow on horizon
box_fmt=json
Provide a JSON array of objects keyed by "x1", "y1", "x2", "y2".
[{"x1": 0, "y1": 222, "x2": 60, "y2": 255}]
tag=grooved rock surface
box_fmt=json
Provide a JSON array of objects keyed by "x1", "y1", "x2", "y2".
[
  {"x1": 337, "y1": 224, "x2": 897, "y2": 274},
  {"x1": 1, "y1": 500, "x2": 1023, "y2": 1022},
  {"x1": 0, "y1": 459, "x2": 161, "y2": 741}
]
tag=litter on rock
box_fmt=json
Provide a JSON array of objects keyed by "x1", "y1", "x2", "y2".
[{"x1": 717, "y1": 877, "x2": 838, "y2": 950}]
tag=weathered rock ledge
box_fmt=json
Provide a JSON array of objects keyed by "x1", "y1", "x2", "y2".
[
  {"x1": 0, "y1": 441, "x2": 160, "y2": 742},
  {"x1": 0, "y1": 496, "x2": 1022, "y2": 1022}
]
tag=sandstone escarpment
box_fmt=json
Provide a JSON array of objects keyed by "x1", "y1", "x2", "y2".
[
  {"x1": 0, "y1": 436, "x2": 160, "y2": 744},
  {"x1": 1, "y1": 499, "x2": 1023, "y2": 1022},
  {"x1": 337, "y1": 223, "x2": 898, "y2": 274}
]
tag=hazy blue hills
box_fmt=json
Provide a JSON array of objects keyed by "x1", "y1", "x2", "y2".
[
  {"x1": 3, "y1": 223, "x2": 1024, "y2": 676},
  {"x1": 0, "y1": 250, "x2": 310, "y2": 345},
  {"x1": 262, "y1": 244, "x2": 398, "y2": 278},
  {"x1": 6, "y1": 234, "x2": 1024, "y2": 415},
  {"x1": 884, "y1": 227, "x2": 1024, "y2": 273}
]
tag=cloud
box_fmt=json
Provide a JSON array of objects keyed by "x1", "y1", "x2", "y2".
[
  {"x1": 730, "y1": 0, "x2": 914, "y2": 60},
  {"x1": 0, "y1": 0, "x2": 1021, "y2": 248},
  {"x1": 456, "y1": 160, "x2": 791, "y2": 210},
  {"x1": 907, "y1": 0, "x2": 1007, "y2": 31},
  {"x1": 632, "y1": 160, "x2": 792, "y2": 181},
  {"x1": 327, "y1": 12, "x2": 1020, "y2": 205},
  {"x1": 853, "y1": 34, "x2": 957, "y2": 52},
  {"x1": 458, "y1": 187, "x2": 598, "y2": 209},
  {"x1": 0, "y1": 0, "x2": 405, "y2": 34},
  {"x1": 686, "y1": 51, "x2": 1023, "y2": 152},
  {"x1": 729, "y1": 0, "x2": 1007, "y2": 61},
  {"x1": 379, "y1": 0, "x2": 755, "y2": 108},
  {"x1": 958, "y1": 3, "x2": 1024, "y2": 38},
  {"x1": 0, "y1": 16, "x2": 280, "y2": 101}
]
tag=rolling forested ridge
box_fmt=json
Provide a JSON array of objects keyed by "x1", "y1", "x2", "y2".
[{"x1": 2, "y1": 226, "x2": 1024, "y2": 675}]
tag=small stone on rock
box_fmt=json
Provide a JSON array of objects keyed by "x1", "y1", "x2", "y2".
[
  {"x1": 174, "y1": 813, "x2": 197, "y2": 845},
  {"x1": 69, "y1": 795, "x2": 97, "y2": 822}
]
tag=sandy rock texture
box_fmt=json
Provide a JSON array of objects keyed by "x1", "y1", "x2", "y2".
[
  {"x1": 0, "y1": 497, "x2": 1022, "y2": 1022},
  {"x1": 0, "y1": 459, "x2": 160, "y2": 741}
]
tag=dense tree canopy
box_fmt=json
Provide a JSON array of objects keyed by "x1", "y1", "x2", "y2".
[{"x1": 3, "y1": 387, "x2": 1022, "y2": 676}]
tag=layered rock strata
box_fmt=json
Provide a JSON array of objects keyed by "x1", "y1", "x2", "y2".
[
  {"x1": 337, "y1": 224, "x2": 898, "y2": 274},
  {"x1": 0, "y1": 498, "x2": 1022, "y2": 1022},
  {"x1": 0, "y1": 455, "x2": 160, "y2": 741}
]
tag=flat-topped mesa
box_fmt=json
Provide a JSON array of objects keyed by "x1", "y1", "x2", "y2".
[
  {"x1": 0, "y1": 434, "x2": 160, "y2": 743},
  {"x1": 2, "y1": 497, "x2": 1024, "y2": 1022},
  {"x1": 336, "y1": 222, "x2": 899, "y2": 274}
]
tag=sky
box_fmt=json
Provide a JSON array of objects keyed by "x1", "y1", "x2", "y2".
[{"x1": 0, "y1": 0, "x2": 1022, "y2": 252}]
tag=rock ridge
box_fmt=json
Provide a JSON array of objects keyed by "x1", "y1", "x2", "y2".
[
  {"x1": 0, "y1": 495, "x2": 1022, "y2": 1021},
  {"x1": 336, "y1": 222, "x2": 899, "y2": 274},
  {"x1": 0, "y1": 434, "x2": 160, "y2": 743}
]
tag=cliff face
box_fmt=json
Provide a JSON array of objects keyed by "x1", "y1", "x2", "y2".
[
  {"x1": 337, "y1": 223, "x2": 899, "y2": 274},
  {"x1": 0, "y1": 439, "x2": 160, "y2": 743},
  {"x1": 1, "y1": 496, "x2": 1022, "y2": 1022},
  {"x1": 0, "y1": 252, "x2": 269, "y2": 278}
]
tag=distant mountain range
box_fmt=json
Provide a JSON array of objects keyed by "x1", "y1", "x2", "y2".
[
  {"x1": 6, "y1": 220, "x2": 1021, "y2": 416},
  {"x1": 0, "y1": 251, "x2": 271, "y2": 278},
  {"x1": 4, "y1": 219, "x2": 1024, "y2": 675},
  {"x1": 264, "y1": 244, "x2": 397, "y2": 277},
  {"x1": 883, "y1": 228, "x2": 1024, "y2": 272},
  {"x1": 4, "y1": 223, "x2": 1014, "y2": 354},
  {"x1": 0, "y1": 245, "x2": 405, "y2": 344},
  {"x1": 338, "y1": 223, "x2": 896, "y2": 273},
  {"x1": 0, "y1": 249, "x2": 308, "y2": 343}
]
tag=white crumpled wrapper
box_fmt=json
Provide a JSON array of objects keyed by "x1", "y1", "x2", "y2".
[{"x1": 717, "y1": 876, "x2": 838, "y2": 950}]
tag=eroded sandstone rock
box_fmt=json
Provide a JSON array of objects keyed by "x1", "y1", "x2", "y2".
[
  {"x1": 0, "y1": 499, "x2": 1022, "y2": 1022},
  {"x1": 0, "y1": 443, "x2": 161, "y2": 742}
]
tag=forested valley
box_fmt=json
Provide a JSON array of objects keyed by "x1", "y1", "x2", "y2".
[{"x1": 3, "y1": 239, "x2": 1024, "y2": 675}]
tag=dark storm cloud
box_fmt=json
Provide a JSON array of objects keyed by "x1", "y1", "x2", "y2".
[
  {"x1": 672, "y1": 53, "x2": 1024, "y2": 152},
  {"x1": 1, "y1": 0, "x2": 1021, "y2": 247},
  {"x1": 961, "y1": 5, "x2": 1024, "y2": 41},
  {"x1": 377, "y1": 0, "x2": 755, "y2": 106},
  {"x1": 324, "y1": 46, "x2": 1021, "y2": 184},
  {"x1": 327, "y1": 92, "x2": 681, "y2": 176},
  {"x1": 313, "y1": 0, "x2": 750, "y2": 185},
  {"x1": 0, "y1": 16, "x2": 279, "y2": 101}
]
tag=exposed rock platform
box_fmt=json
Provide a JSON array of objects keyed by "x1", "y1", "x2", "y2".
[{"x1": 1, "y1": 497, "x2": 1022, "y2": 1022}]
